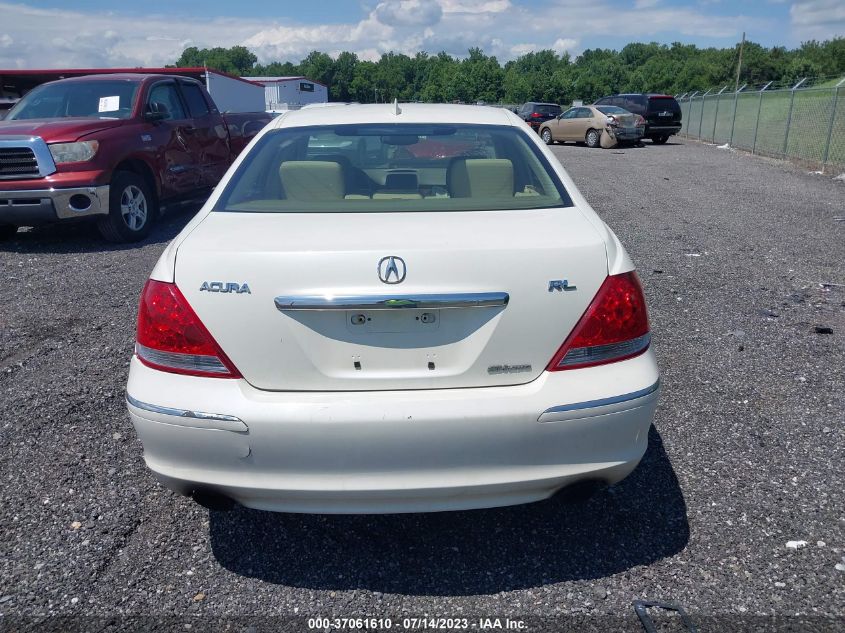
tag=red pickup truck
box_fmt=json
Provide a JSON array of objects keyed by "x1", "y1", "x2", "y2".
[{"x1": 0, "y1": 73, "x2": 270, "y2": 242}]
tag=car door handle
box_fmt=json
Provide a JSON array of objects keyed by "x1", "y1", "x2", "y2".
[
  {"x1": 182, "y1": 126, "x2": 196, "y2": 134},
  {"x1": 274, "y1": 292, "x2": 509, "y2": 311}
]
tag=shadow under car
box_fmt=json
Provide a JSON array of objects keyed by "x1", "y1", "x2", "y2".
[{"x1": 209, "y1": 426, "x2": 688, "y2": 596}]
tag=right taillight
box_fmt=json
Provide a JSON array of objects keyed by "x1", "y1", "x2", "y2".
[
  {"x1": 547, "y1": 271, "x2": 651, "y2": 371},
  {"x1": 135, "y1": 279, "x2": 242, "y2": 378}
]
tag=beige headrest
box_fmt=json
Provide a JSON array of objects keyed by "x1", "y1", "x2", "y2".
[
  {"x1": 280, "y1": 161, "x2": 344, "y2": 200},
  {"x1": 448, "y1": 158, "x2": 514, "y2": 198}
]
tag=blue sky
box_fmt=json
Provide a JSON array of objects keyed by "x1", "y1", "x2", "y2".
[{"x1": 1, "y1": 1, "x2": 842, "y2": 69}]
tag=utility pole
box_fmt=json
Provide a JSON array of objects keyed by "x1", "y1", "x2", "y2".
[{"x1": 734, "y1": 32, "x2": 745, "y2": 93}]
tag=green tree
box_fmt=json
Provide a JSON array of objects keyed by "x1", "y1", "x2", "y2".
[
  {"x1": 299, "y1": 51, "x2": 335, "y2": 88},
  {"x1": 174, "y1": 45, "x2": 257, "y2": 75},
  {"x1": 332, "y1": 51, "x2": 359, "y2": 101},
  {"x1": 252, "y1": 61, "x2": 299, "y2": 76},
  {"x1": 350, "y1": 61, "x2": 378, "y2": 102},
  {"x1": 460, "y1": 48, "x2": 505, "y2": 103},
  {"x1": 171, "y1": 37, "x2": 845, "y2": 105}
]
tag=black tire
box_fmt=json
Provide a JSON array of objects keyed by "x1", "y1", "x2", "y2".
[
  {"x1": 97, "y1": 171, "x2": 156, "y2": 243},
  {"x1": 651, "y1": 135, "x2": 669, "y2": 144},
  {"x1": 540, "y1": 128, "x2": 554, "y2": 145},
  {"x1": 585, "y1": 128, "x2": 601, "y2": 148},
  {"x1": 0, "y1": 224, "x2": 18, "y2": 240}
]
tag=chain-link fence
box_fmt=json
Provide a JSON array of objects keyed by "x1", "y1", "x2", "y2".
[{"x1": 677, "y1": 80, "x2": 845, "y2": 172}]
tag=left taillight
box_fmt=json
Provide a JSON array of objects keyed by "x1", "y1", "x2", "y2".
[
  {"x1": 135, "y1": 279, "x2": 242, "y2": 378},
  {"x1": 547, "y1": 271, "x2": 651, "y2": 371}
]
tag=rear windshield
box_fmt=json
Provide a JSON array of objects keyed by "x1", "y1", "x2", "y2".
[
  {"x1": 6, "y1": 80, "x2": 139, "y2": 120},
  {"x1": 534, "y1": 104, "x2": 562, "y2": 115},
  {"x1": 597, "y1": 106, "x2": 629, "y2": 115},
  {"x1": 648, "y1": 97, "x2": 681, "y2": 113},
  {"x1": 214, "y1": 124, "x2": 572, "y2": 213}
]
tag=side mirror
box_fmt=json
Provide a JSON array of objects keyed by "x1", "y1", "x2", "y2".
[
  {"x1": 145, "y1": 101, "x2": 170, "y2": 122},
  {"x1": 144, "y1": 110, "x2": 168, "y2": 122}
]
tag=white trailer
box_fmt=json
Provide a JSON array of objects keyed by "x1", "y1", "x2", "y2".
[
  {"x1": 204, "y1": 72, "x2": 265, "y2": 113},
  {"x1": 247, "y1": 76, "x2": 329, "y2": 111}
]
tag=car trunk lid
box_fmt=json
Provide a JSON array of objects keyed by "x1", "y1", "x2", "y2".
[
  {"x1": 175, "y1": 208, "x2": 608, "y2": 391},
  {"x1": 647, "y1": 96, "x2": 681, "y2": 126}
]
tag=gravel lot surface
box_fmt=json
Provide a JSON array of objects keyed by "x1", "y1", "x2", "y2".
[{"x1": 1, "y1": 139, "x2": 843, "y2": 631}]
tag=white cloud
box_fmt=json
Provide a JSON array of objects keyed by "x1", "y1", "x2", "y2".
[
  {"x1": 374, "y1": 0, "x2": 442, "y2": 27},
  {"x1": 552, "y1": 38, "x2": 578, "y2": 55},
  {"x1": 0, "y1": 0, "x2": 762, "y2": 70},
  {"x1": 509, "y1": 43, "x2": 538, "y2": 56},
  {"x1": 440, "y1": 0, "x2": 512, "y2": 12},
  {"x1": 635, "y1": 0, "x2": 661, "y2": 8},
  {"x1": 790, "y1": 0, "x2": 845, "y2": 41}
]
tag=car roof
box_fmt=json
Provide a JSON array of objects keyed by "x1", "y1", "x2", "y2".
[
  {"x1": 613, "y1": 93, "x2": 675, "y2": 98},
  {"x1": 49, "y1": 73, "x2": 198, "y2": 84},
  {"x1": 272, "y1": 103, "x2": 515, "y2": 129}
]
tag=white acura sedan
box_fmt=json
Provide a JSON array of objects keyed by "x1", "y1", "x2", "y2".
[{"x1": 125, "y1": 103, "x2": 659, "y2": 514}]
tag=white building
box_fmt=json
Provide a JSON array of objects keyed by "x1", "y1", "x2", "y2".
[{"x1": 246, "y1": 76, "x2": 329, "y2": 112}]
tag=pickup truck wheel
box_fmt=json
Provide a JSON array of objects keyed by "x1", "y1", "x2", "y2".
[
  {"x1": 585, "y1": 129, "x2": 601, "y2": 148},
  {"x1": 541, "y1": 128, "x2": 554, "y2": 145},
  {"x1": 0, "y1": 225, "x2": 18, "y2": 240},
  {"x1": 98, "y1": 172, "x2": 156, "y2": 243}
]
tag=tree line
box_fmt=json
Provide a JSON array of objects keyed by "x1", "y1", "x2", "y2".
[{"x1": 174, "y1": 38, "x2": 845, "y2": 105}]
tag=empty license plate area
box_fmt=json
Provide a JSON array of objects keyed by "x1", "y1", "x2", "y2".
[{"x1": 347, "y1": 309, "x2": 440, "y2": 333}]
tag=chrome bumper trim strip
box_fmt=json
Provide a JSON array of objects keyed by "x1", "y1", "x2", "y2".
[
  {"x1": 275, "y1": 292, "x2": 509, "y2": 311},
  {"x1": 126, "y1": 394, "x2": 247, "y2": 431},
  {"x1": 0, "y1": 185, "x2": 109, "y2": 219},
  {"x1": 541, "y1": 379, "x2": 660, "y2": 415}
]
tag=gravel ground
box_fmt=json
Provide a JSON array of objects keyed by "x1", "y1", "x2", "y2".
[{"x1": 1, "y1": 139, "x2": 843, "y2": 632}]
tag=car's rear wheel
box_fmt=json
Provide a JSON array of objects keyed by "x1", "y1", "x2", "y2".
[
  {"x1": 651, "y1": 135, "x2": 669, "y2": 144},
  {"x1": 97, "y1": 171, "x2": 156, "y2": 243},
  {"x1": 0, "y1": 224, "x2": 18, "y2": 240},
  {"x1": 541, "y1": 128, "x2": 554, "y2": 145},
  {"x1": 585, "y1": 129, "x2": 601, "y2": 148}
]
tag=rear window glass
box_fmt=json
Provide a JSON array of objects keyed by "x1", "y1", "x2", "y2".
[
  {"x1": 534, "y1": 104, "x2": 562, "y2": 115},
  {"x1": 214, "y1": 124, "x2": 572, "y2": 213},
  {"x1": 621, "y1": 96, "x2": 647, "y2": 112},
  {"x1": 597, "y1": 106, "x2": 628, "y2": 115},
  {"x1": 648, "y1": 97, "x2": 681, "y2": 113}
]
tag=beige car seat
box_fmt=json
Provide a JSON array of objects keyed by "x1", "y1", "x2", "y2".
[
  {"x1": 279, "y1": 161, "x2": 344, "y2": 201},
  {"x1": 447, "y1": 158, "x2": 514, "y2": 198}
]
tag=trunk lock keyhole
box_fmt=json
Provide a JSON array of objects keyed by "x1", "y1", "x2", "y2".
[
  {"x1": 351, "y1": 314, "x2": 366, "y2": 325},
  {"x1": 420, "y1": 312, "x2": 436, "y2": 324}
]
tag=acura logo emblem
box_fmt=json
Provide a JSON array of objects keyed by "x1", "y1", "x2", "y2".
[{"x1": 378, "y1": 256, "x2": 406, "y2": 284}]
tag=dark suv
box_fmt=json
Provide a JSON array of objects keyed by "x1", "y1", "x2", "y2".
[
  {"x1": 516, "y1": 102, "x2": 563, "y2": 133},
  {"x1": 593, "y1": 94, "x2": 682, "y2": 143}
]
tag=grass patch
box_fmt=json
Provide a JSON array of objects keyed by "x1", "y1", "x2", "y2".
[{"x1": 680, "y1": 87, "x2": 844, "y2": 169}]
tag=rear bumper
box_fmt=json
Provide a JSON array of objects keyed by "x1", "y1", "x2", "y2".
[
  {"x1": 525, "y1": 120, "x2": 550, "y2": 131},
  {"x1": 611, "y1": 128, "x2": 644, "y2": 141},
  {"x1": 0, "y1": 184, "x2": 109, "y2": 225},
  {"x1": 645, "y1": 124, "x2": 682, "y2": 137},
  {"x1": 126, "y1": 351, "x2": 660, "y2": 513}
]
